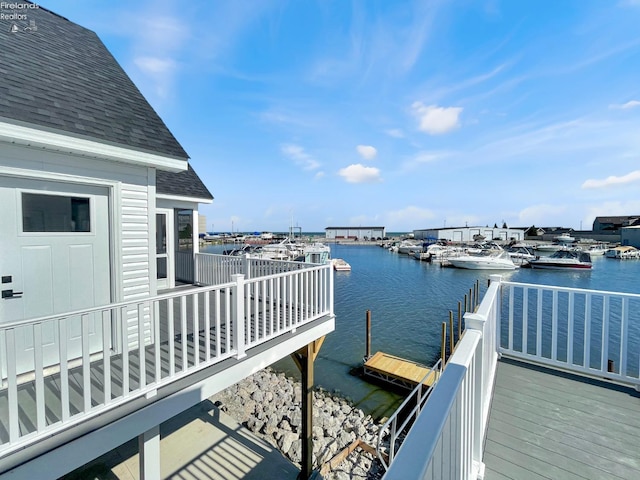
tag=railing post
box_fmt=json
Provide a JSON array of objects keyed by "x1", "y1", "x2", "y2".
[
  {"x1": 232, "y1": 274, "x2": 247, "y2": 359},
  {"x1": 243, "y1": 255, "x2": 252, "y2": 280},
  {"x1": 194, "y1": 253, "x2": 200, "y2": 285}
]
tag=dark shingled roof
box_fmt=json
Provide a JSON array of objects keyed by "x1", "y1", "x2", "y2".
[
  {"x1": 0, "y1": 2, "x2": 212, "y2": 200},
  {"x1": 0, "y1": 3, "x2": 187, "y2": 159},
  {"x1": 157, "y1": 164, "x2": 213, "y2": 200}
]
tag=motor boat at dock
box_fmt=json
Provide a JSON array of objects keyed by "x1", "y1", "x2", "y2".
[
  {"x1": 448, "y1": 250, "x2": 517, "y2": 270},
  {"x1": 528, "y1": 249, "x2": 592, "y2": 270},
  {"x1": 332, "y1": 258, "x2": 352, "y2": 271}
]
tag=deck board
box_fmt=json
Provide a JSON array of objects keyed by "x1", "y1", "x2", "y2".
[{"x1": 484, "y1": 358, "x2": 640, "y2": 480}]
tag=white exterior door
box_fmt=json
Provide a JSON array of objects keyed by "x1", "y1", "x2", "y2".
[
  {"x1": 0, "y1": 176, "x2": 111, "y2": 375},
  {"x1": 156, "y1": 209, "x2": 174, "y2": 290}
]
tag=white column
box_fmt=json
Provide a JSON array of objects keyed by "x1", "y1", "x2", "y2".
[{"x1": 139, "y1": 425, "x2": 161, "y2": 480}]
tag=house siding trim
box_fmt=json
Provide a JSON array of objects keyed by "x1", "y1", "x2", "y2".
[{"x1": 0, "y1": 121, "x2": 187, "y2": 172}]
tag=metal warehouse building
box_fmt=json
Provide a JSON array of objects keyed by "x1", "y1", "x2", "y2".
[
  {"x1": 325, "y1": 226, "x2": 386, "y2": 240},
  {"x1": 413, "y1": 226, "x2": 526, "y2": 243}
]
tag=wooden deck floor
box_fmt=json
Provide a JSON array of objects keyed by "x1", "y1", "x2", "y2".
[
  {"x1": 363, "y1": 351, "x2": 437, "y2": 389},
  {"x1": 484, "y1": 358, "x2": 640, "y2": 480}
]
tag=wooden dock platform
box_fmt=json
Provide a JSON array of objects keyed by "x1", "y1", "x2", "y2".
[{"x1": 363, "y1": 351, "x2": 438, "y2": 390}]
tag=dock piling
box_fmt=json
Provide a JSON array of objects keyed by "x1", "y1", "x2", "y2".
[
  {"x1": 441, "y1": 322, "x2": 447, "y2": 365},
  {"x1": 365, "y1": 310, "x2": 371, "y2": 360}
]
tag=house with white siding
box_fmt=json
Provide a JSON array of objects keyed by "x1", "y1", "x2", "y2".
[{"x1": 0, "y1": 4, "x2": 334, "y2": 479}]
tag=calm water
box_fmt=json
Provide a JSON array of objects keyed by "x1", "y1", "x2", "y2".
[{"x1": 203, "y1": 243, "x2": 640, "y2": 418}]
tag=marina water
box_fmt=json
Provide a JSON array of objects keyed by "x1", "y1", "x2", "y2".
[{"x1": 203, "y1": 243, "x2": 640, "y2": 419}]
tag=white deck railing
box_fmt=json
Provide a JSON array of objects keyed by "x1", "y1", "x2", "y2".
[
  {"x1": 195, "y1": 253, "x2": 310, "y2": 285},
  {"x1": 384, "y1": 275, "x2": 640, "y2": 479},
  {"x1": 500, "y1": 281, "x2": 640, "y2": 385},
  {"x1": 0, "y1": 259, "x2": 333, "y2": 458}
]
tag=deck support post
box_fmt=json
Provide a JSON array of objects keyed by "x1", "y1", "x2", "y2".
[
  {"x1": 291, "y1": 337, "x2": 325, "y2": 479},
  {"x1": 139, "y1": 425, "x2": 161, "y2": 480}
]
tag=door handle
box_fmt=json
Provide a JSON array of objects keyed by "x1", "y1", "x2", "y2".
[{"x1": 1, "y1": 289, "x2": 23, "y2": 299}]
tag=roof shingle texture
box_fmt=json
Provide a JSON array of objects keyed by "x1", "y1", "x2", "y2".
[
  {"x1": 0, "y1": 3, "x2": 187, "y2": 159},
  {"x1": 0, "y1": 3, "x2": 213, "y2": 200}
]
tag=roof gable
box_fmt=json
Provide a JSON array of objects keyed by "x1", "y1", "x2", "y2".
[{"x1": 0, "y1": 3, "x2": 188, "y2": 160}]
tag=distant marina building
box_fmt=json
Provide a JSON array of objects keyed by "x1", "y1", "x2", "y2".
[
  {"x1": 413, "y1": 226, "x2": 526, "y2": 243},
  {"x1": 621, "y1": 225, "x2": 640, "y2": 248},
  {"x1": 325, "y1": 226, "x2": 386, "y2": 240}
]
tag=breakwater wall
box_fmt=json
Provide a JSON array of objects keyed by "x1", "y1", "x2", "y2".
[{"x1": 210, "y1": 368, "x2": 384, "y2": 480}]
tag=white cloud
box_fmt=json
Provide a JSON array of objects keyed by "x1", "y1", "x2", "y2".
[
  {"x1": 384, "y1": 206, "x2": 436, "y2": 228},
  {"x1": 386, "y1": 129, "x2": 405, "y2": 138},
  {"x1": 134, "y1": 57, "x2": 177, "y2": 75},
  {"x1": 609, "y1": 100, "x2": 640, "y2": 110},
  {"x1": 400, "y1": 150, "x2": 452, "y2": 171},
  {"x1": 281, "y1": 144, "x2": 321, "y2": 171},
  {"x1": 411, "y1": 102, "x2": 463, "y2": 135},
  {"x1": 338, "y1": 164, "x2": 382, "y2": 183},
  {"x1": 517, "y1": 204, "x2": 568, "y2": 226},
  {"x1": 356, "y1": 145, "x2": 377, "y2": 160},
  {"x1": 582, "y1": 170, "x2": 640, "y2": 189}
]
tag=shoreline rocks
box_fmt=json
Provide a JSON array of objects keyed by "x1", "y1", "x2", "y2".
[{"x1": 210, "y1": 368, "x2": 385, "y2": 480}]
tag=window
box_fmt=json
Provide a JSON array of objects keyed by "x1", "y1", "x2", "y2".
[
  {"x1": 176, "y1": 209, "x2": 193, "y2": 252},
  {"x1": 22, "y1": 193, "x2": 91, "y2": 232}
]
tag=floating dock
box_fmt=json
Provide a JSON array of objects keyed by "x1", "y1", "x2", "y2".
[{"x1": 363, "y1": 351, "x2": 438, "y2": 390}]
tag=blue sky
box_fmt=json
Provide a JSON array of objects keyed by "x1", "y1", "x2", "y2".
[{"x1": 43, "y1": 0, "x2": 640, "y2": 233}]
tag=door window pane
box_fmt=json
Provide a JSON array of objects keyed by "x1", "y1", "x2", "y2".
[
  {"x1": 157, "y1": 257, "x2": 167, "y2": 279},
  {"x1": 22, "y1": 193, "x2": 90, "y2": 232},
  {"x1": 156, "y1": 214, "x2": 167, "y2": 254},
  {"x1": 176, "y1": 210, "x2": 193, "y2": 252}
]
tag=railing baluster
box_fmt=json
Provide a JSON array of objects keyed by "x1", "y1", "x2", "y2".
[
  {"x1": 137, "y1": 303, "x2": 146, "y2": 389},
  {"x1": 82, "y1": 314, "x2": 92, "y2": 412},
  {"x1": 601, "y1": 295, "x2": 609, "y2": 373},
  {"x1": 536, "y1": 290, "x2": 542, "y2": 357},
  {"x1": 204, "y1": 291, "x2": 211, "y2": 360},
  {"x1": 121, "y1": 306, "x2": 130, "y2": 397},
  {"x1": 192, "y1": 294, "x2": 200, "y2": 367},
  {"x1": 507, "y1": 285, "x2": 514, "y2": 351},
  {"x1": 567, "y1": 292, "x2": 574, "y2": 366},
  {"x1": 168, "y1": 297, "x2": 175, "y2": 377},
  {"x1": 620, "y1": 297, "x2": 629, "y2": 377},
  {"x1": 584, "y1": 294, "x2": 591, "y2": 370},
  {"x1": 225, "y1": 288, "x2": 231, "y2": 354},
  {"x1": 551, "y1": 290, "x2": 558, "y2": 361},
  {"x1": 57, "y1": 318, "x2": 70, "y2": 422},
  {"x1": 153, "y1": 300, "x2": 161, "y2": 384},
  {"x1": 522, "y1": 287, "x2": 528, "y2": 355},
  {"x1": 180, "y1": 296, "x2": 187, "y2": 371},
  {"x1": 33, "y1": 323, "x2": 45, "y2": 432},
  {"x1": 214, "y1": 290, "x2": 221, "y2": 358},
  {"x1": 102, "y1": 310, "x2": 111, "y2": 404},
  {"x1": 6, "y1": 329, "x2": 19, "y2": 442}
]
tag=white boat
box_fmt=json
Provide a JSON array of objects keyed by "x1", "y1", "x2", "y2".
[
  {"x1": 332, "y1": 258, "x2": 351, "y2": 271},
  {"x1": 528, "y1": 249, "x2": 592, "y2": 269},
  {"x1": 583, "y1": 243, "x2": 609, "y2": 255},
  {"x1": 396, "y1": 240, "x2": 424, "y2": 255},
  {"x1": 555, "y1": 233, "x2": 576, "y2": 244},
  {"x1": 248, "y1": 238, "x2": 331, "y2": 263},
  {"x1": 423, "y1": 243, "x2": 465, "y2": 262},
  {"x1": 505, "y1": 245, "x2": 536, "y2": 266},
  {"x1": 534, "y1": 243, "x2": 567, "y2": 252},
  {"x1": 605, "y1": 246, "x2": 640, "y2": 259},
  {"x1": 448, "y1": 250, "x2": 517, "y2": 270}
]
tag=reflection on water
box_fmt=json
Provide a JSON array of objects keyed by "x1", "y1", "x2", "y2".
[{"x1": 203, "y1": 243, "x2": 640, "y2": 418}]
